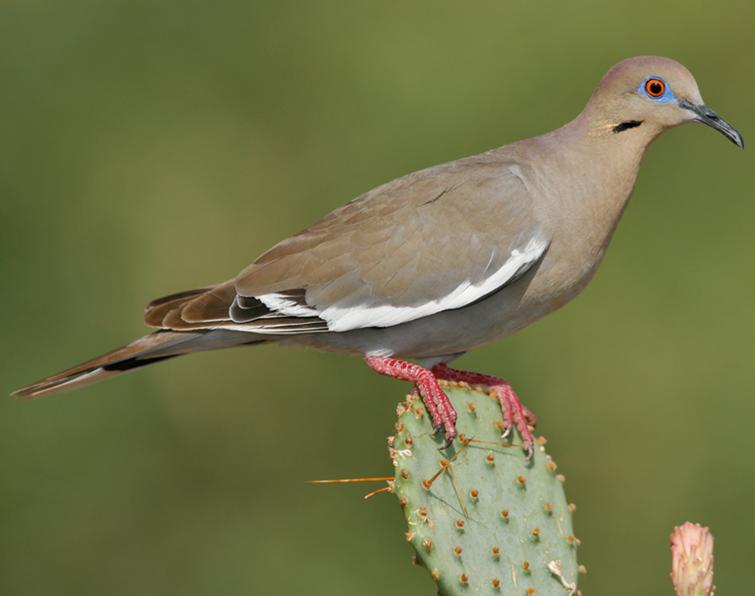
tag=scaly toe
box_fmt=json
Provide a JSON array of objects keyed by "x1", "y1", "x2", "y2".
[
  {"x1": 518, "y1": 424, "x2": 536, "y2": 459},
  {"x1": 440, "y1": 421, "x2": 458, "y2": 449}
]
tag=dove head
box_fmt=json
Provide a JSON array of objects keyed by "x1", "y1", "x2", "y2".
[{"x1": 582, "y1": 56, "x2": 742, "y2": 148}]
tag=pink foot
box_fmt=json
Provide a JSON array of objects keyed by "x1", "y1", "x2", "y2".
[
  {"x1": 365, "y1": 356, "x2": 457, "y2": 444},
  {"x1": 432, "y1": 363, "x2": 537, "y2": 458}
]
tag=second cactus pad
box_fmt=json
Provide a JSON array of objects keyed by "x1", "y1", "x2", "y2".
[{"x1": 391, "y1": 383, "x2": 579, "y2": 595}]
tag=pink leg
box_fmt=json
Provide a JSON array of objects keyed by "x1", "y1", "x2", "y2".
[
  {"x1": 365, "y1": 356, "x2": 457, "y2": 443},
  {"x1": 432, "y1": 363, "x2": 536, "y2": 457}
]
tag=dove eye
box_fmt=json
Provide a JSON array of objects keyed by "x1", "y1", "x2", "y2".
[{"x1": 644, "y1": 78, "x2": 666, "y2": 98}]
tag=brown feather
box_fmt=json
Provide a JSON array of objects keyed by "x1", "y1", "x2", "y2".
[
  {"x1": 146, "y1": 287, "x2": 210, "y2": 309},
  {"x1": 144, "y1": 288, "x2": 210, "y2": 327},
  {"x1": 181, "y1": 282, "x2": 237, "y2": 323},
  {"x1": 12, "y1": 331, "x2": 199, "y2": 399}
]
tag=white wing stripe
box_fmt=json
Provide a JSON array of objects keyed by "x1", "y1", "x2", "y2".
[{"x1": 257, "y1": 294, "x2": 320, "y2": 317}]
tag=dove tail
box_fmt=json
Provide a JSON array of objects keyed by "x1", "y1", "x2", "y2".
[{"x1": 11, "y1": 330, "x2": 266, "y2": 399}]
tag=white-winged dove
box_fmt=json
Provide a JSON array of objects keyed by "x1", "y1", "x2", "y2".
[{"x1": 14, "y1": 56, "x2": 743, "y2": 455}]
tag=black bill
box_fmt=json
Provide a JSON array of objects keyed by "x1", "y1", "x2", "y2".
[{"x1": 679, "y1": 99, "x2": 744, "y2": 148}]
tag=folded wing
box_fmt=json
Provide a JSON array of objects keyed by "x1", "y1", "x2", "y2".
[{"x1": 146, "y1": 154, "x2": 548, "y2": 334}]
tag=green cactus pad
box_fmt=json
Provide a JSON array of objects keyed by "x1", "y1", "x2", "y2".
[{"x1": 390, "y1": 383, "x2": 579, "y2": 595}]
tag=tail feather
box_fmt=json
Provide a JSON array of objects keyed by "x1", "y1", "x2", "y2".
[{"x1": 12, "y1": 330, "x2": 265, "y2": 399}]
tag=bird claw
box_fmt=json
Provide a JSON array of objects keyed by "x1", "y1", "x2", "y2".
[
  {"x1": 433, "y1": 417, "x2": 458, "y2": 450},
  {"x1": 501, "y1": 424, "x2": 535, "y2": 460},
  {"x1": 410, "y1": 381, "x2": 458, "y2": 448},
  {"x1": 490, "y1": 382, "x2": 535, "y2": 459},
  {"x1": 368, "y1": 357, "x2": 533, "y2": 456},
  {"x1": 429, "y1": 363, "x2": 536, "y2": 460}
]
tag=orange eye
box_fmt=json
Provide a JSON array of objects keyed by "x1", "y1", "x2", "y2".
[{"x1": 645, "y1": 78, "x2": 666, "y2": 97}]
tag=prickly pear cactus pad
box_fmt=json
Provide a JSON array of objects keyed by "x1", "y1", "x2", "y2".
[{"x1": 390, "y1": 383, "x2": 580, "y2": 596}]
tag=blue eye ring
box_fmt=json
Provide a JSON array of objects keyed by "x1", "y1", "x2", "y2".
[{"x1": 639, "y1": 76, "x2": 675, "y2": 102}]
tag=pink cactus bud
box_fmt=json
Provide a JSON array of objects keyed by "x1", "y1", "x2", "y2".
[{"x1": 670, "y1": 522, "x2": 715, "y2": 596}]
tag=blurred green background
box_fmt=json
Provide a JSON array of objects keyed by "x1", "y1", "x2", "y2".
[{"x1": 1, "y1": 1, "x2": 753, "y2": 594}]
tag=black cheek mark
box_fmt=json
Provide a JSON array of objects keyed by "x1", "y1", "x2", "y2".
[{"x1": 613, "y1": 120, "x2": 643, "y2": 134}]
